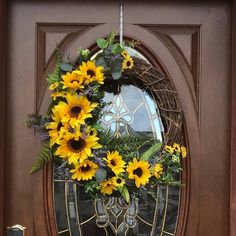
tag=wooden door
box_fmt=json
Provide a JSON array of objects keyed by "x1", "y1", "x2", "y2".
[{"x1": 1, "y1": 0, "x2": 232, "y2": 235}]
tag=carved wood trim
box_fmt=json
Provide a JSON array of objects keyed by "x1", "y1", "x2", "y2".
[
  {"x1": 139, "y1": 25, "x2": 200, "y2": 116},
  {"x1": 36, "y1": 23, "x2": 100, "y2": 113},
  {"x1": 33, "y1": 164, "x2": 57, "y2": 236},
  {"x1": 0, "y1": 0, "x2": 6, "y2": 235},
  {"x1": 231, "y1": 1, "x2": 236, "y2": 236}
]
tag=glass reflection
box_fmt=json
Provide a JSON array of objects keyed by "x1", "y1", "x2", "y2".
[{"x1": 101, "y1": 82, "x2": 164, "y2": 141}]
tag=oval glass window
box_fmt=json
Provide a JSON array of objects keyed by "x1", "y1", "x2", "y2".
[{"x1": 54, "y1": 47, "x2": 181, "y2": 236}]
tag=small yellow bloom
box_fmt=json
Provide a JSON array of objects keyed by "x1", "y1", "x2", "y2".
[
  {"x1": 49, "y1": 82, "x2": 59, "y2": 90},
  {"x1": 122, "y1": 56, "x2": 134, "y2": 70},
  {"x1": 104, "y1": 151, "x2": 125, "y2": 175},
  {"x1": 79, "y1": 60, "x2": 105, "y2": 85},
  {"x1": 62, "y1": 70, "x2": 84, "y2": 90},
  {"x1": 46, "y1": 107, "x2": 65, "y2": 147},
  {"x1": 181, "y1": 146, "x2": 187, "y2": 158},
  {"x1": 153, "y1": 163, "x2": 163, "y2": 179},
  {"x1": 121, "y1": 50, "x2": 129, "y2": 58},
  {"x1": 100, "y1": 179, "x2": 117, "y2": 195},
  {"x1": 50, "y1": 91, "x2": 68, "y2": 100},
  {"x1": 173, "y1": 143, "x2": 181, "y2": 152},
  {"x1": 112, "y1": 176, "x2": 125, "y2": 188},
  {"x1": 70, "y1": 160, "x2": 98, "y2": 181},
  {"x1": 127, "y1": 158, "x2": 151, "y2": 188},
  {"x1": 164, "y1": 145, "x2": 174, "y2": 155}
]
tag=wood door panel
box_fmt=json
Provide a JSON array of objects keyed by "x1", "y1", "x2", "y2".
[{"x1": 5, "y1": 1, "x2": 231, "y2": 236}]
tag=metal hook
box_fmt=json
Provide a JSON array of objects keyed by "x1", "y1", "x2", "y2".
[{"x1": 119, "y1": 0, "x2": 124, "y2": 44}]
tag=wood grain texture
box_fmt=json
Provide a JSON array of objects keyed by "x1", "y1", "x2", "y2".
[
  {"x1": 2, "y1": 1, "x2": 233, "y2": 236},
  {"x1": 0, "y1": 0, "x2": 6, "y2": 235},
  {"x1": 231, "y1": 1, "x2": 236, "y2": 236},
  {"x1": 142, "y1": 25, "x2": 200, "y2": 115},
  {"x1": 36, "y1": 23, "x2": 99, "y2": 113}
]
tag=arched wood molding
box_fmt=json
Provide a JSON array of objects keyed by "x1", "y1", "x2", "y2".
[{"x1": 36, "y1": 23, "x2": 101, "y2": 113}]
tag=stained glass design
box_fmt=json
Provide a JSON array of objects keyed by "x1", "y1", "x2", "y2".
[{"x1": 101, "y1": 84, "x2": 163, "y2": 141}]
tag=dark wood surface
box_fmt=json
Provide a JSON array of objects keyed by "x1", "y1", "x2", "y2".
[
  {"x1": 0, "y1": 0, "x2": 6, "y2": 235},
  {"x1": 231, "y1": 1, "x2": 236, "y2": 236},
  {"x1": 0, "y1": 1, "x2": 234, "y2": 236}
]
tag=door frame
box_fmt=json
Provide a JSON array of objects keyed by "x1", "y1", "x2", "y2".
[
  {"x1": 0, "y1": 0, "x2": 6, "y2": 235},
  {"x1": 231, "y1": 1, "x2": 236, "y2": 236},
  {"x1": 0, "y1": 1, "x2": 235, "y2": 236}
]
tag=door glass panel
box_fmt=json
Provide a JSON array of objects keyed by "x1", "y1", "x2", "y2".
[{"x1": 54, "y1": 47, "x2": 181, "y2": 236}]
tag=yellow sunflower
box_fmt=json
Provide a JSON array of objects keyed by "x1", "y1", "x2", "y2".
[
  {"x1": 46, "y1": 108, "x2": 65, "y2": 147},
  {"x1": 164, "y1": 145, "x2": 174, "y2": 155},
  {"x1": 173, "y1": 143, "x2": 181, "y2": 152},
  {"x1": 82, "y1": 125, "x2": 98, "y2": 137},
  {"x1": 181, "y1": 146, "x2": 187, "y2": 158},
  {"x1": 127, "y1": 158, "x2": 151, "y2": 188},
  {"x1": 112, "y1": 176, "x2": 125, "y2": 187},
  {"x1": 121, "y1": 50, "x2": 129, "y2": 58},
  {"x1": 55, "y1": 94, "x2": 98, "y2": 128},
  {"x1": 51, "y1": 91, "x2": 68, "y2": 100},
  {"x1": 60, "y1": 124, "x2": 82, "y2": 141},
  {"x1": 153, "y1": 163, "x2": 163, "y2": 179},
  {"x1": 104, "y1": 151, "x2": 125, "y2": 175},
  {"x1": 62, "y1": 70, "x2": 84, "y2": 90},
  {"x1": 49, "y1": 82, "x2": 59, "y2": 90},
  {"x1": 70, "y1": 160, "x2": 98, "y2": 181},
  {"x1": 55, "y1": 134, "x2": 102, "y2": 164},
  {"x1": 100, "y1": 178, "x2": 117, "y2": 195},
  {"x1": 122, "y1": 56, "x2": 134, "y2": 70},
  {"x1": 79, "y1": 60, "x2": 105, "y2": 85}
]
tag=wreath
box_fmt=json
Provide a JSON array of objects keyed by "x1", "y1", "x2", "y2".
[{"x1": 27, "y1": 32, "x2": 187, "y2": 202}]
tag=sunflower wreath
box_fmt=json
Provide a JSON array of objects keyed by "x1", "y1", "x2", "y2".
[{"x1": 27, "y1": 32, "x2": 187, "y2": 202}]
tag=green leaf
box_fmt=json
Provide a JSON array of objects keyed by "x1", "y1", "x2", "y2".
[
  {"x1": 140, "y1": 142, "x2": 163, "y2": 161},
  {"x1": 95, "y1": 168, "x2": 107, "y2": 183},
  {"x1": 60, "y1": 63, "x2": 73, "y2": 72},
  {"x1": 95, "y1": 55, "x2": 110, "y2": 72},
  {"x1": 108, "y1": 31, "x2": 116, "y2": 43},
  {"x1": 96, "y1": 38, "x2": 108, "y2": 49},
  {"x1": 30, "y1": 142, "x2": 52, "y2": 174},
  {"x1": 111, "y1": 59, "x2": 122, "y2": 80},
  {"x1": 111, "y1": 71, "x2": 122, "y2": 80},
  {"x1": 118, "y1": 185, "x2": 130, "y2": 202},
  {"x1": 47, "y1": 49, "x2": 61, "y2": 85},
  {"x1": 92, "y1": 123, "x2": 106, "y2": 132},
  {"x1": 112, "y1": 43, "x2": 123, "y2": 54}
]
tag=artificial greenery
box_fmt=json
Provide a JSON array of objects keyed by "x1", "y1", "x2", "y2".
[
  {"x1": 27, "y1": 32, "x2": 187, "y2": 202},
  {"x1": 29, "y1": 142, "x2": 52, "y2": 174}
]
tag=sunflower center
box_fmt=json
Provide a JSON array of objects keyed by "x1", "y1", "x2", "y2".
[
  {"x1": 126, "y1": 61, "x2": 131, "y2": 67},
  {"x1": 133, "y1": 167, "x2": 143, "y2": 177},
  {"x1": 57, "y1": 122, "x2": 63, "y2": 131},
  {"x1": 68, "y1": 138, "x2": 86, "y2": 152},
  {"x1": 70, "y1": 106, "x2": 82, "y2": 117},
  {"x1": 89, "y1": 130, "x2": 94, "y2": 135},
  {"x1": 87, "y1": 69, "x2": 95, "y2": 77},
  {"x1": 116, "y1": 178, "x2": 122, "y2": 184},
  {"x1": 71, "y1": 79, "x2": 79, "y2": 83},
  {"x1": 110, "y1": 160, "x2": 116, "y2": 166},
  {"x1": 81, "y1": 165, "x2": 91, "y2": 172}
]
